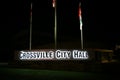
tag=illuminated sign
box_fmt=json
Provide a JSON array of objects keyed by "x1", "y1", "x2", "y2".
[{"x1": 19, "y1": 50, "x2": 89, "y2": 60}]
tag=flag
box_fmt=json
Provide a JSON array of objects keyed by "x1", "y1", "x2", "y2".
[
  {"x1": 79, "y1": 3, "x2": 83, "y2": 30},
  {"x1": 52, "y1": 0, "x2": 56, "y2": 8}
]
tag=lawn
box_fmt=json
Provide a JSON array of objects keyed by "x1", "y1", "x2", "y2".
[{"x1": 0, "y1": 67, "x2": 119, "y2": 80}]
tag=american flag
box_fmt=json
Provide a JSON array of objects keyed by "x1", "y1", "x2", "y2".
[{"x1": 79, "y1": 3, "x2": 83, "y2": 30}]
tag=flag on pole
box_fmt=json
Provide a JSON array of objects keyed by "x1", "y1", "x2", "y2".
[
  {"x1": 79, "y1": 3, "x2": 83, "y2": 30},
  {"x1": 52, "y1": 0, "x2": 56, "y2": 8}
]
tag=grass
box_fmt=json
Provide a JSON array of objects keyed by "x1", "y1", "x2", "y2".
[{"x1": 0, "y1": 67, "x2": 119, "y2": 80}]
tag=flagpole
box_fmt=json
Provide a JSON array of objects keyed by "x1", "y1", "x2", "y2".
[
  {"x1": 79, "y1": 2, "x2": 83, "y2": 49},
  {"x1": 55, "y1": 0, "x2": 57, "y2": 49},
  {"x1": 81, "y1": 27, "x2": 83, "y2": 49},
  {"x1": 53, "y1": 0, "x2": 57, "y2": 49},
  {"x1": 29, "y1": 3, "x2": 32, "y2": 50}
]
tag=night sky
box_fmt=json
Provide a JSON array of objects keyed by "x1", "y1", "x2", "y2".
[{"x1": 0, "y1": 0, "x2": 120, "y2": 61}]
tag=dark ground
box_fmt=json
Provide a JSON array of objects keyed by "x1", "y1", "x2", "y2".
[{"x1": 0, "y1": 62, "x2": 120, "y2": 80}]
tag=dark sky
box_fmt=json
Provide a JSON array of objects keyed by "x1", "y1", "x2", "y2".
[{"x1": 0, "y1": 0, "x2": 120, "y2": 61}]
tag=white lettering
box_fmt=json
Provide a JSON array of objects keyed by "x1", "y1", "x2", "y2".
[
  {"x1": 55, "y1": 50, "x2": 71, "y2": 59},
  {"x1": 19, "y1": 51, "x2": 54, "y2": 60},
  {"x1": 72, "y1": 50, "x2": 89, "y2": 59}
]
